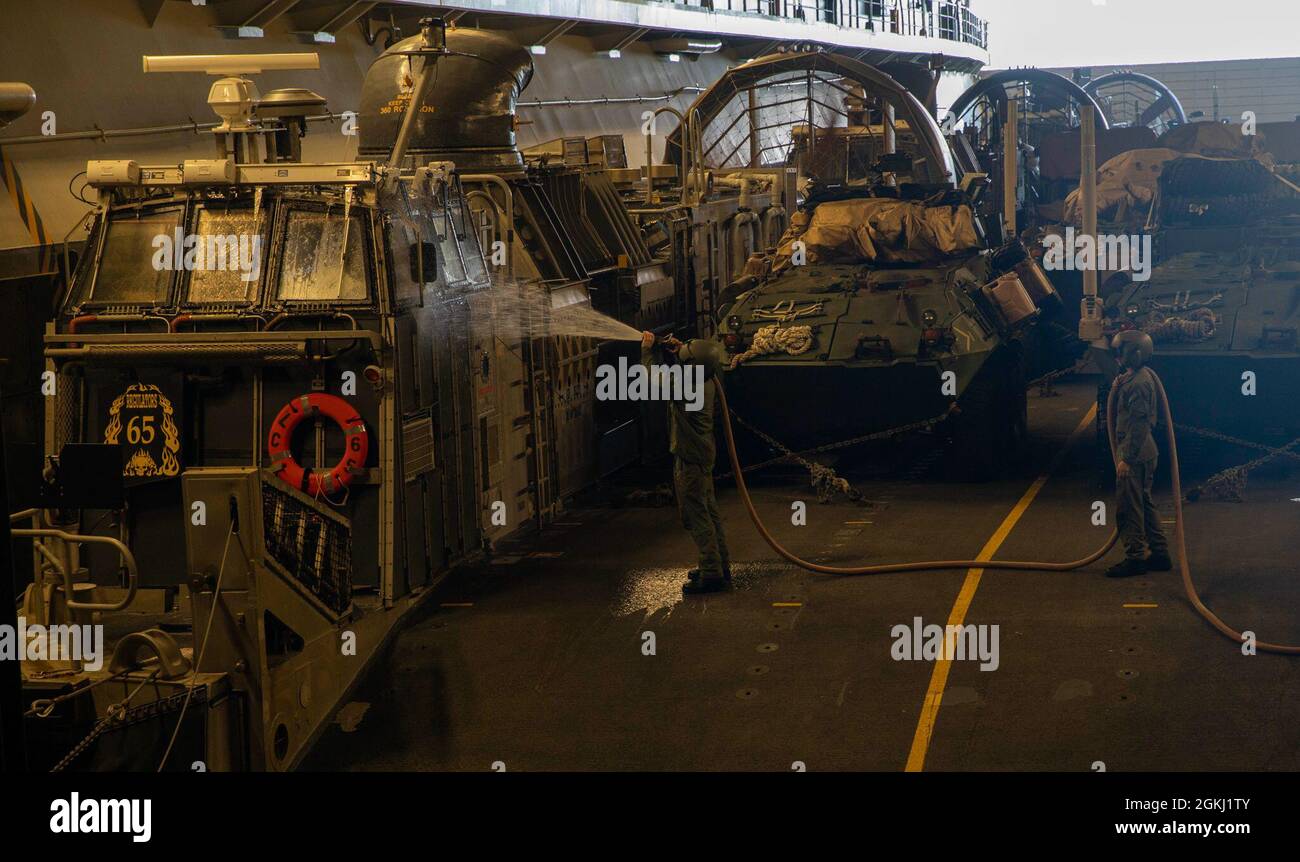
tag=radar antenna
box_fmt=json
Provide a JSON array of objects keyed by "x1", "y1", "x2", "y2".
[{"x1": 141, "y1": 53, "x2": 321, "y2": 161}]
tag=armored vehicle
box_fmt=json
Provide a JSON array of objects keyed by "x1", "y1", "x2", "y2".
[
  {"x1": 1103, "y1": 155, "x2": 1300, "y2": 446},
  {"x1": 670, "y1": 54, "x2": 1069, "y2": 474},
  {"x1": 717, "y1": 202, "x2": 1061, "y2": 475}
]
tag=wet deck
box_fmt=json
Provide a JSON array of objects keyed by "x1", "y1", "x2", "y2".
[{"x1": 303, "y1": 378, "x2": 1300, "y2": 772}]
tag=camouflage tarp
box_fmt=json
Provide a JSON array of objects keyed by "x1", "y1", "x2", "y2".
[
  {"x1": 773, "y1": 198, "x2": 980, "y2": 268},
  {"x1": 1063, "y1": 147, "x2": 1184, "y2": 224},
  {"x1": 1157, "y1": 121, "x2": 1268, "y2": 159},
  {"x1": 1064, "y1": 144, "x2": 1300, "y2": 226}
]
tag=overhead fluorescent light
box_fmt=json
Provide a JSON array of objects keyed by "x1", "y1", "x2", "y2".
[
  {"x1": 603, "y1": 49, "x2": 622, "y2": 59},
  {"x1": 667, "y1": 53, "x2": 681, "y2": 62},
  {"x1": 529, "y1": 45, "x2": 547, "y2": 55},
  {"x1": 212, "y1": 24, "x2": 266, "y2": 39},
  {"x1": 650, "y1": 37, "x2": 722, "y2": 56}
]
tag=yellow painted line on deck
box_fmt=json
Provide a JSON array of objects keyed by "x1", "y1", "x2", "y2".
[
  {"x1": 772, "y1": 602, "x2": 803, "y2": 608},
  {"x1": 440, "y1": 602, "x2": 474, "y2": 608},
  {"x1": 904, "y1": 404, "x2": 1098, "y2": 773},
  {"x1": 1123, "y1": 603, "x2": 1158, "y2": 609}
]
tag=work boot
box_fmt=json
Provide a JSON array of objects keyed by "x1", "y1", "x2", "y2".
[
  {"x1": 1145, "y1": 552, "x2": 1173, "y2": 572},
  {"x1": 682, "y1": 576, "x2": 730, "y2": 595},
  {"x1": 1105, "y1": 558, "x2": 1148, "y2": 579},
  {"x1": 686, "y1": 566, "x2": 732, "y2": 583}
]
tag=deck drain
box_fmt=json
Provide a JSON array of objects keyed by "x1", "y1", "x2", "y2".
[
  {"x1": 1117, "y1": 669, "x2": 1139, "y2": 679},
  {"x1": 756, "y1": 643, "x2": 779, "y2": 653},
  {"x1": 736, "y1": 688, "x2": 760, "y2": 700},
  {"x1": 1123, "y1": 645, "x2": 1142, "y2": 655},
  {"x1": 747, "y1": 665, "x2": 769, "y2": 676},
  {"x1": 767, "y1": 621, "x2": 784, "y2": 631},
  {"x1": 1127, "y1": 624, "x2": 1141, "y2": 632},
  {"x1": 1116, "y1": 692, "x2": 1136, "y2": 704}
]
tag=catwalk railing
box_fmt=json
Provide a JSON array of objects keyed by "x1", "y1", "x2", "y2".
[{"x1": 662, "y1": 0, "x2": 989, "y2": 50}]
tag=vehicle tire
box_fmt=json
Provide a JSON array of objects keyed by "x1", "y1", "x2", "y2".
[
  {"x1": 949, "y1": 360, "x2": 1002, "y2": 482},
  {"x1": 949, "y1": 345, "x2": 1025, "y2": 481}
]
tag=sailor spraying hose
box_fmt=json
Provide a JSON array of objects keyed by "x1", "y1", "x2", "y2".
[
  {"x1": 710, "y1": 347, "x2": 1300, "y2": 655},
  {"x1": 1105, "y1": 330, "x2": 1172, "y2": 579},
  {"x1": 640, "y1": 331, "x2": 733, "y2": 595}
]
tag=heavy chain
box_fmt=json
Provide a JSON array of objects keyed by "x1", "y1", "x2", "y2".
[
  {"x1": 717, "y1": 372, "x2": 1299, "y2": 504},
  {"x1": 1027, "y1": 358, "x2": 1088, "y2": 395},
  {"x1": 717, "y1": 405, "x2": 955, "y2": 502},
  {"x1": 50, "y1": 715, "x2": 115, "y2": 773},
  {"x1": 716, "y1": 360, "x2": 1083, "y2": 497},
  {"x1": 1175, "y1": 423, "x2": 1300, "y2": 463},
  {"x1": 47, "y1": 671, "x2": 184, "y2": 773},
  {"x1": 1176, "y1": 423, "x2": 1300, "y2": 502}
]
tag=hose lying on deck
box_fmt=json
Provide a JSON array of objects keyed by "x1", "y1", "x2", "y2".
[{"x1": 715, "y1": 369, "x2": 1300, "y2": 655}]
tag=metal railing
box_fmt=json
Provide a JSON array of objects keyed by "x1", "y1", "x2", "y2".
[
  {"x1": 9, "y1": 508, "x2": 141, "y2": 616},
  {"x1": 664, "y1": 0, "x2": 989, "y2": 50}
]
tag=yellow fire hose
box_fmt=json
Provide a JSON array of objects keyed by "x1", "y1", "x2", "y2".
[{"x1": 715, "y1": 369, "x2": 1300, "y2": 655}]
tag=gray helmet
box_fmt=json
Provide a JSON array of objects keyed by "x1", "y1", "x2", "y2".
[{"x1": 1110, "y1": 329, "x2": 1154, "y2": 367}]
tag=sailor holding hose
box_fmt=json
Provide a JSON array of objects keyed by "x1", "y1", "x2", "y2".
[
  {"x1": 640, "y1": 331, "x2": 732, "y2": 595},
  {"x1": 1106, "y1": 330, "x2": 1173, "y2": 579}
]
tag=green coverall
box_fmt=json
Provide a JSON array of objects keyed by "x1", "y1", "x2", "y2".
[
  {"x1": 1113, "y1": 366, "x2": 1169, "y2": 562},
  {"x1": 642, "y1": 344, "x2": 730, "y2": 580}
]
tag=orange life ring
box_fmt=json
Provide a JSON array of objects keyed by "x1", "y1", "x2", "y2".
[{"x1": 266, "y1": 393, "x2": 369, "y2": 497}]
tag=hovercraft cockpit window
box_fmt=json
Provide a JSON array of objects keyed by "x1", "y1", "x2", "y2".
[
  {"x1": 277, "y1": 209, "x2": 370, "y2": 302},
  {"x1": 80, "y1": 205, "x2": 184, "y2": 307},
  {"x1": 184, "y1": 205, "x2": 268, "y2": 305}
]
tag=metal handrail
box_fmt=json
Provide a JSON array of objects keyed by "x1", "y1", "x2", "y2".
[
  {"x1": 9, "y1": 525, "x2": 140, "y2": 612},
  {"x1": 664, "y1": 0, "x2": 988, "y2": 51},
  {"x1": 460, "y1": 174, "x2": 516, "y2": 276}
]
